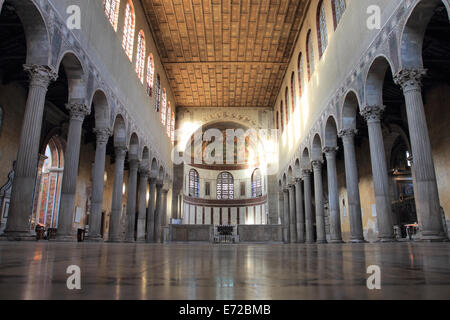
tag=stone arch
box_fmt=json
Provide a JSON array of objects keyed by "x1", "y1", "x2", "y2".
[
  {"x1": 365, "y1": 55, "x2": 395, "y2": 107},
  {"x1": 158, "y1": 166, "x2": 165, "y2": 181},
  {"x1": 112, "y1": 114, "x2": 127, "y2": 147},
  {"x1": 311, "y1": 133, "x2": 323, "y2": 161},
  {"x1": 341, "y1": 90, "x2": 361, "y2": 130},
  {"x1": 141, "y1": 146, "x2": 150, "y2": 168},
  {"x1": 90, "y1": 90, "x2": 111, "y2": 130},
  {"x1": 282, "y1": 173, "x2": 287, "y2": 187},
  {"x1": 287, "y1": 166, "x2": 294, "y2": 185},
  {"x1": 8, "y1": 0, "x2": 51, "y2": 66},
  {"x1": 400, "y1": 0, "x2": 449, "y2": 69},
  {"x1": 301, "y1": 147, "x2": 311, "y2": 170},
  {"x1": 324, "y1": 115, "x2": 339, "y2": 148},
  {"x1": 128, "y1": 133, "x2": 140, "y2": 161},
  {"x1": 57, "y1": 51, "x2": 87, "y2": 103},
  {"x1": 294, "y1": 158, "x2": 301, "y2": 178}
]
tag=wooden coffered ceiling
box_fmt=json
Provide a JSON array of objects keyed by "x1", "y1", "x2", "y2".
[{"x1": 141, "y1": 0, "x2": 310, "y2": 108}]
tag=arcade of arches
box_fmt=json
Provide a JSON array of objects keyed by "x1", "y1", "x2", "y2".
[{"x1": 0, "y1": 0, "x2": 449, "y2": 300}]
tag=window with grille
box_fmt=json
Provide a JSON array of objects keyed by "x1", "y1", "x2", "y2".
[
  {"x1": 205, "y1": 182, "x2": 211, "y2": 196},
  {"x1": 171, "y1": 112, "x2": 175, "y2": 144},
  {"x1": 306, "y1": 30, "x2": 315, "y2": 79},
  {"x1": 135, "y1": 31, "x2": 145, "y2": 83},
  {"x1": 217, "y1": 172, "x2": 234, "y2": 200},
  {"x1": 147, "y1": 55, "x2": 154, "y2": 96},
  {"x1": 161, "y1": 89, "x2": 167, "y2": 125},
  {"x1": 317, "y1": 1, "x2": 328, "y2": 57},
  {"x1": 251, "y1": 169, "x2": 262, "y2": 198},
  {"x1": 155, "y1": 74, "x2": 160, "y2": 112},
  {"x1": 166, "y1": 102, "x2": 171, "y2": 136},
  {"x1": 332, "y1": 0, "x2": 346, "y2": 29},
  {"x1": 189, "y1": 169, "x2": 200, "y2": 198},
  {"x1": 122, "y1": 1, "x2": 135, "y2": 61},
  {"x1": 298, "y1": 53, "x2": 304, "y2": 97},
  {"x1": 103, "y1": 0, "x2": 120, "y2": 31}
]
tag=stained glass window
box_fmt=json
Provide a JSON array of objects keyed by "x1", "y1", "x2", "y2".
[
  {"x1": 161, "y1": 88, "x2": 167, "y2": 125},
  {"x1": 122, "y1": 1, "x2": 135, "y2": 61},
  {"x1": 146, "y1": 55, "x2": 154, "y2": 96},
  {"x1": 333, "y1": 0, "x2": 346, "y2": 29},
  {"x1": 251, "y1": 169, "x2": 262, "y2": 198},
  {"x1": 189, "y1": 169, "x2": 200, "y2": 198},
  {"x1": 307, "y1": 30, "x2": 315, "y2": 79},
  {"x1": 298, "y1": 53, "x2": 305, "y2": 97},
  {"x1": 135, "y1": 31, "x2": 145, "y2": 83},
  {"x1": 317, "y1": 1, "x2": 328, "y2": 57},
  {"x1": 217, "y1": 172, "x2": 234, "y2": 200},
  {"x1": 155, "y1": 74, "x2": 160, "y2": 112}
]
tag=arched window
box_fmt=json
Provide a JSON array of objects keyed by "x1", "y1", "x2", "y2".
[
  {"x1": 317, "y1": 0, "x2": 328, "y2": 58},
  {"x1": 332, "y1": 0, "x2": 346, "y2": 30},
  {"x1": 146, "y1": 55, "x2": 154, "y2": 96},
  {"x1": 122, "y1": 0, "x2": 135, "y2": 61},
  {"x1": 189, "y1": 169, "x2": 200, "y2": 198},
  {"x1": 290, "y1": 72, "x2": 295, "y2": 113},
  {"x1": 166, "y1": 102, "x2": 171, "y2": 136},
  {"x1": 280, "y1": 101, "x2": 284, "y2": 132},
  {"x1": 306, "y1": 30, "x2": 315, "y2": 80},
  {"x1": 104, "y1": 0, "x2": 120, "y2": 31},
  {"x1": 217, "y1": 172, "x2": 234, "y2": 200},
  {"x1": 171, "y1": 112, "x2": 175, "y2": 143},
  {"x1": 155, "y1": 74, "x2": 161, "y2": 112},
  {"x1": 285, "y1": 87, "x2": 290, "y2": 121},
  {"x1": 297, "y1": 52, "x2": 305, "y2": 97},
  {"x1": 161, "y1": 88, "x2": 167, "y2": 125},
  {"x1": 135, "y1": 31, "x2": 145, "y2": 83},
  {"x1": 276, "y1": 111, "x2": 279, "y2": 130},
  {"x1": 251, "y1": 169, "x2": 262, "y2": 198}
]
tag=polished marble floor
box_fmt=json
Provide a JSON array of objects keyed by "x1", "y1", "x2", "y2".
[{"x1": 0, "y1": 241, "x2": 449, "y2": 299}]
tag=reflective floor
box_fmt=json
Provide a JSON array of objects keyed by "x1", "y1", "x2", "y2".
[{"x1": 0, "y1": 241, "x2": 449, "y2": 299}]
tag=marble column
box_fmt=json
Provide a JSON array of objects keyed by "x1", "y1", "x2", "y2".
[
  {"x1": 108, "y1": 146, "x2": 127, "y2": 242},
  {"x1": 312, "y1": 160, "x2": 327, "y2": 244},
  {"x1": 338, "y1": 129, "x2": 365, "y2": 242},
  {"x1": 86, "y1": 128, "x2": 111, "y2": 241},
  {"x1": 394, "y1": 69, "x2": 446, "y2": 241},
  {"x1": 146, "y1": 178, "x2": 156, "y2": 243},
  {"x1": 5, "y1": 65, "x2": 57, "y2": 240},
  {"x1": 295, "y1": 178, "x2": 305, "y2": 243},
  {"x1": 154, "y1": 182, "x2": 163, "y2": 243},
  {"x1": 161, "y1": 189, "x2": 169, "y2": 240},
  {"x1": 288, "y1": 184, "x2": 297, "y2": 243},
  {"x1": 56, "y1": 103, "x2": 90, "y2": 241},
  {"x1": 324, "y1": 147, "x2": 343, "y2": 243},
  {"x1": 303, "y1": 170, "x2": 314, "y2": 243},
  {"x1": 125, "y1": 159, "x2": 139, "y2": 242},
  {"x1": 361, "y1": 105, "x2": 395, "y2": 241},
  {"x1": 282, "y1": 188, "x2": 290, "y2": 243},
  {"x1": 136, "y1": 168, "x2": 149, "y2": 242}
]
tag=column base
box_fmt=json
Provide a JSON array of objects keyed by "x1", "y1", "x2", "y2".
[
  {"x1": 418, "y1": 235, "x2": 449, "y2": 242},
  {"x1": 136, "y1": 239, "x2": 146, "y2": 243},
  {"x1": 350, "y1": 238, "x2": 367, "y2": 243},
  {"x1": 84, "y1": 236, "x2": 104, "y2": 243},
  {"x1": 306, "y1": 240, "x2": 315, "y2": 244},
  {"x1": 375, "y1": 237, "x2": 396, "y2": 243},
  {"x1": 316, "y1": 239, "x2": 328, "y2": 244},
  {"x1": 123, "y1": 239, "x2": 136, "y2": 243},
  {"x1": 0, "y1": 231, "x2": 36, "y2": 241},
  {"x1": 329, "y1": 239, "x2": 345, "y2": 244}
]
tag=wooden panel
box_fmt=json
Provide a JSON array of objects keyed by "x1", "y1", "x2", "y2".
[{"x1": 141, "y1": 0, "x2": 310, "y2": 108}]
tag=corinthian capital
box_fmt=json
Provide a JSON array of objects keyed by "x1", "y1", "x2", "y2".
[
  {"x1": 302, "y1": 169, "x2": 312, "y2": 178},
  {"x1": 338, "y1": 128, "x2": 357, "y2": 140},
  {"x1": 323, "y1": 146, "x2": 339, "y2": 155},
  {"x1": 139, "y1": 167, "x2": 150, "y2": 178},
  {"x1": 393, "y1": 68, "x2": 427, "y2": 92},
  {"x1": 66, "y1": 102, "x2": 90, "y2": 121},
  {"x1": 93, "y1": 127, "x2": 112, "y2": 145},
  {"x1": 360, "y1": 105, "x2": 385, "y2": 123},
  {"x1": 23, "y1": 64, "x2": 58, "y2": 88},
  {"x1": 115, "y1": 146, "x2": 128, "y2": 159},
  {"x1": 311, "y1": 160, "x2": 323, "y2": 171}
]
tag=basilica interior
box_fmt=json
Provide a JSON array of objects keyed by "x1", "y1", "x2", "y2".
[{"x1": 0, "y1": 0, "x2": 449, "y2": 300}]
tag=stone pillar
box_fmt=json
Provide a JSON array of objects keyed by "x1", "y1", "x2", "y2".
[
  {"x1": 0, "y1": 0, "x2": 4, "y2": 13},
  {"x1": 154, "y1": 183, "x2": 163, "y2": 243},
  {"x1": 161, "y1": 189, "x2": 169, "y2": 240},
  {"x1": 136, "y1": 168, "x2": 149, "y2": 242},
  {"x1": 323, "y1": 147, "x2": 343, "y2": 243},
  {"x1": 5, "y1": 65, "x2": 57, "y2": 240},
  {"x1": 146, "y1": 178, "x2": 156, "y2": 243},
  {"x1": 295, "y1": 178, "x2": 305, "y2": 243},
  {"x1": 288, "y1": 184, "x2": 297, "y2": 243},
  {"x1": 312, "y1": 160, "x2": 327, "y2": 244},
  {"x1": 394, "y1": 69, "x2": 446, "y2": 241},
  {"x1": 361, "y1": 105, "x2": 395, "y2": 241},
  {"x1": 302, "y1": 170, "x2": 314, "y2": 243},
  {"x1": 86, "y1": 128, "x2": 111, "y2": 241},
  {"x1": 338, "y1": 129, "x2": 365, "y2": 242},
  {"x1": 56, "y1": 103, "x2": 90, "y2": 241},
  {"x1": 282, "y1": 188, "x2": 290, "y2": 243},
  {"x1": 108, "y1": 146, "x2": 127, "y2": 242},
  {"x1": 125, "y1": 159, "x2": 139, "y2": 242}
]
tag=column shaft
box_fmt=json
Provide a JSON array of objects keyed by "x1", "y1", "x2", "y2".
[
  {"x1": 312, "y1": 161, "x2": 327, "y2": 243},
  {"x1": 361, "y1": 106, "x2": 395, "y2": 241},
  {"x1": 288, "y1": 185, "x2": 297, "y2": 243},
  {"x1": 87, "y1": 128, "x2": 111, "y2": 241},
  {"x1": 154, "y1": 184, "x2": 163, "y2": 243},
  {"x1": 282, "y1": 189, "x2": 290, "y2": 243},
  {"x1": 339, "y1": 129, "x2": 365, "y2": 242},
  {"x1": 303, "y1": 170, "x2": 314, "y2": 243},
  {"x1": 5, "y1": 65, "x2": 57, "y2": 240},
  {"x1": 394, "y1": 69, "x2": 446, "y2": 241},
  {"x1": 136, "y1": 170, "x2": 149, "y2": 242},
  {"x1": 56, "y1": 103, "x2": 90, "y2": 241},
  {"x1": 146, "y1": 180, "x2": 156, "y2": 242},
  {"x1": 324, "y1": 147, "x2": 343, "y2": 243},
  {"x1": 108, "y1": 147, "x2": 127, "y2": 242},
  {"x1": 295, "y1": 179, "x2": 305, "y2": 243},
  {"x1": 125, "y1": 160, "x2": 139, "y2": 242}
]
